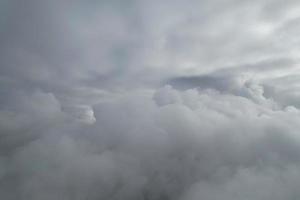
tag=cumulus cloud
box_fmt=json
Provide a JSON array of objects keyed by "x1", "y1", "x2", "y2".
[{"x1": 1, "y1": 0, "x2": 300, "y2": 200}]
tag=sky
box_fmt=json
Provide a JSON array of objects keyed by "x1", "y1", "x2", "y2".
[{"x1": 1, "y1": 0, "x2": 300, "y2": 199}]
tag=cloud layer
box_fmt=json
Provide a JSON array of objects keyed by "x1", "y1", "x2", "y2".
[{"x1": 1, "y1": 0, "x2": 300, "y2": 199}]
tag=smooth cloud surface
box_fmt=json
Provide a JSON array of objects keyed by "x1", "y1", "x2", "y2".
[{"x1": 1, "y1": 0, "x2": 300, "y2": 200}]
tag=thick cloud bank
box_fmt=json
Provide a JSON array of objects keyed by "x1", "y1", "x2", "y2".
[
  {"x1": 1, "y1": 0, "x2": 300, "y2": 200},
  {"x1": 2, "y1": 86, "x2": 300, "y2": 200}
]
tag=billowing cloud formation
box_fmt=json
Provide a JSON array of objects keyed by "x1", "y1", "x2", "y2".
[
  {"x1": 1, "y1": 0, "x2": 300, "y2": 200},
  {"x1": 2, "y1": 86, "x2": 300, "y2": 200}
]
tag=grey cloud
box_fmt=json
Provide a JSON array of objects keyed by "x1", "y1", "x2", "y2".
[
  {"x1": 1, "y1": 87, "x2": 300, "y2": 199},
  {"x1": 2, "y1": 0, "x2": 300, "y2": 200}
]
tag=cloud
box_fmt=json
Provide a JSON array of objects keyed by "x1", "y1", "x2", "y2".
[
  {"x1": 180, "y1": 166, "x2": 300, "y2": 200},
  {"x1": 1, "y1": 0, "x2": 300, "y2": 199},
  {"x1": 1, "y1": 86, "x2": 300, "y2": 199}
]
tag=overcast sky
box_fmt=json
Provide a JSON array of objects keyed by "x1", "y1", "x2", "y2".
[{"x1": 1, "y1": 0, "x2": 300, "y2": 199}]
